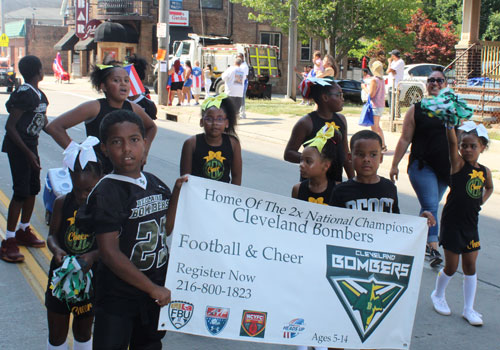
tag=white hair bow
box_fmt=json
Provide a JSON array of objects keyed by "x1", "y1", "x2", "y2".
[
  {"x1": 458, "y1": 121, "x2": 489, "y2": 141},
  {"x1": 63, "y1": 136, "x2": 100, "y2": 171}
]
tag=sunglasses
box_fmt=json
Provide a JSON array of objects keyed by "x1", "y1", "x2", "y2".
[{"x1": 427, "y1": 77, "x2": 445, "y2": 84}]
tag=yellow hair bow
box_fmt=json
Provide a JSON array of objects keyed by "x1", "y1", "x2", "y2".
[
  {"x1": 204, "y1": 151, "x2": 226, "y2": 163},
  {"x1": 96, "y1": 64, "x2": 116, "y2": 70},
  {"x1": 202, "y1": 93, "x2": 229, "y2": 111},
  {"x1": 303, "y1": 125, "x2": 335, "y2": 153},
  {"x1": 469, "y1": 169, "x2": 485, "y2": 183},
  {"x1": 308, "y1": 197, "x2": 327, "y2": 205}
]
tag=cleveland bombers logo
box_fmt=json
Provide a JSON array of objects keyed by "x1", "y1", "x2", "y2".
[
  {"x1": 205, "y1": 306, "x2": 229, "y2": 335},
  {"x1": 240, "y1": 310, "x2": 267, "y2": 338},
  {"x1": 203, "y1": 151, "x2": 225, "y2": 180},
  {"x1": 168, "y1": 301, "x2": 194, "y2": 329},
  {"x1": 326, "y1": 245, "x2": 413, "y2": 342}
]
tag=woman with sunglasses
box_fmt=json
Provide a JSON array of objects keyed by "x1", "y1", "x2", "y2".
[{"x1": 390, "y1": 68, "x2": 449, "y2": 267}]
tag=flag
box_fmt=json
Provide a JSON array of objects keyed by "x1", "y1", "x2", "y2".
[
  {"x1": 123, "y1": 64, "x2": 145, "y2": 96},
  {"x1": 53, "y1": 52, "x2": 64, "y2": 75}
]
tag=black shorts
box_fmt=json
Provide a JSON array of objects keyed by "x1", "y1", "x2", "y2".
[
  {"x1": 439, "y1": 225, "x2": 481, "y2": 254},
  {"x1": 170, "y1": 82, "x2": 184, "y2": 91},
  {"x1": 6, "y1": 145, "x2": 40, "y2": 199},
  {"x1": 45, "y1": 268, "x2": 95, "y2": 318},
  {"x1": 93, "y1": 297, "x2": 165, "y2": 350}
]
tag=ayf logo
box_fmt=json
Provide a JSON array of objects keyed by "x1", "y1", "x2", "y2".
[
  {"x1": 168, "y1": 301, "x2": 194, "y2": 329},
  {"x1": 326, "y1": 245, "x2": 413, "y2": 342},
  {"x1": 283, "y1": 318, "x2": 305, "y2": 338},
  {"x1": 240, "y1": 310, "x2": 267, "y2": 338},
  {"x1": 205, "y1": 306, "x2": 230, "y2": 335}
]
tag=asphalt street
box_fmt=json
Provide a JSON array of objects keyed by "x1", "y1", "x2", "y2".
[{"x1": 0, "y1": 77, "x2": 499, "y2": 349}]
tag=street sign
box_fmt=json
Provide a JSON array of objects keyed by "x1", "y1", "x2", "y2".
[
  {"x1": 75, "y1": 0, "x2": 89, "y2": 39},
  {"x1": 169, "y1": 10, "x2": 189, "y2": 27},
  {"x1": 157, "y1": 23, "x2": 167, "y2": 38},
  {"x1": 0, "y1": 34, "x2": 9, "y2": 47},
  {"x1": 170, "y1": 0, "x2": 183, "y2": 10}
]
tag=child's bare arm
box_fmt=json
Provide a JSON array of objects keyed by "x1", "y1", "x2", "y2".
[
  {"x1": 291, "y1": 183, "x2": 300, "y2": 199},
  {"x1": 482, "y1": 167, "x2": 494, "y2": 204},
  {"x1": 166, "y1": 176, "x2": 189, "y2": 235},
  {"x1": 230, "y1": 137, "x2": 242, "y2": 185},
  {"x1": 97, "y1": 231, "x2": 171, "y2": 306},
  {"x1": 179, "y1": 137, "x2": 195, "y2": 176},
  {"x1": 47, "y1": 196, "x2": 67, "y2": 265},
  {"x1": 338, "y1": 114, "x2": 355, "y2": 179},
  {"x1": 284, "y1": 117, "x2": 311, "y2": 163},
  {"x1": 5, "y1": 108, "x2": 40, "y2": 169},
  {"x1": 446, "y1": 126, "x2": 464, "y2": 174},
  {"x1": 130, "y1": 102, "x2": 157, "y2": 153}
]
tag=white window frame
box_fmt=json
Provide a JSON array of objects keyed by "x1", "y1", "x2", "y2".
[{"x1": 259, "y1": 32, "x2": 281, "y2": 59}]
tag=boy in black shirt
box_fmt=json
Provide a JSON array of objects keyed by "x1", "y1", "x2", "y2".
[
  {"x1": 77, "y1": 110, "x2": 185, "y2": 349},
  {"x1": 1, "y1": 55, "x2": 47, "y2": 263}
]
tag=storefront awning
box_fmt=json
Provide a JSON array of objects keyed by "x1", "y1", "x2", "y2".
[
  {"x1": 94, "y1": 22, "x2": 138, "y2": 44},
  {"x1": 54, "y1": 31, "x2": 78, "y2": 51},
  {"x1": 75, "y1": 37, "x2": 96, "y2": 51}
]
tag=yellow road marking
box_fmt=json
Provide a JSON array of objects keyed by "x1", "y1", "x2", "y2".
[{"x1": 0, "y1": 189, "x2": 52, "y2": 262}]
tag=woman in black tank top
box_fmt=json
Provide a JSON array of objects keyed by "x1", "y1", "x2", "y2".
[
  {"x1": 46, "y1": 65, "x2": 157, "y2": 174},
  {"x1": 285, "y1": 78, "x2": 354, "y2": 183}
]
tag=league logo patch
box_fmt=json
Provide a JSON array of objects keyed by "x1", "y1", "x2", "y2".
[
  {"x1": 205, "y1": 306, "x2": 230, "y2": 335},
  {"x1": 283, "y1": 318, "x2": 305, "y2": 338},
  {"x1": 326, "y1": 245, "x2": 413, "y2": 342},
  {"x1": 168, "y1": 301, "x2": 194, "y2": 329},
  {"x1": 240, "y1": 310, "x2": 267, "y2": 338}
]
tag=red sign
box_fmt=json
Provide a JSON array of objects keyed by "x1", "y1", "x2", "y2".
[
  {"x1": 75, "y1": 0, "x2": 89, "y2": 39},
  {"x1": 83, "y1": 19, "x2": 101, "y2": 40}
]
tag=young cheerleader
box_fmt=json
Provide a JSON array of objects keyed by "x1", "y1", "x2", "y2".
[
  {"x1": 292, "y1": 125, "x2": 336, "y2": 205},
  {"x1": 284, "y1": 78, "x2": 354, "y2": 184},
  {"x1": 45, "y1": 138, "x2": 102, "y2": 350},
  {"x1": 46, "y1": 64, "x2": 157, "y2": 174},
  {"x1": 126, "y1": 54, "x2": 157, "y2": 120},
  {"x1": 431, "y1": 121, "x2": 493, "y2": 326},
  {"x1": 180, "y1": 93, "x2": 242, "y2": 185}
]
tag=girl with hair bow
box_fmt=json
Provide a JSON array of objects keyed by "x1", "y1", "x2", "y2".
[
  {"x1": 431, "y1": 121, "x2": 493, "y2": 326},
  {"x1": 46, "y1": 137, "x2": 103, "y2": 350},
  {"x1": 292, "y1": 125, "x2": 336, "y2": 206},
  {"x1": 180, "y1": 93, "x2": 242, "y2": 184}
]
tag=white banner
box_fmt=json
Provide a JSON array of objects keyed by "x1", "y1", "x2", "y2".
[{"x1": 160, "y1": 176, "x2": 427, "y2": 349}]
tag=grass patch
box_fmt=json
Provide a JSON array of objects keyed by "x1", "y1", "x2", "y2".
[
  {"x1": 245, "y1": 98, "x2": 363, "y2": 117},
  {"x1": 489, "y1": 132, "x2": 500, "y2": 141}
]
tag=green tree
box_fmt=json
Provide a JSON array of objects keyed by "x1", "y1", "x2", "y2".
[
  {"x1": 233, "y1": 0, "x2": 418, "y2": 61},
  {"x1": 483, "y1": 11, "x2": 500, "y2": 41}
]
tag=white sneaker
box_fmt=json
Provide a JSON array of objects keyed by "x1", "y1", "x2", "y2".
[
  {"x1": 463, "y1": 309, "x2": 483, "y2": 326},
  {"x1": 431, "y1": 290, "x2": 451, "y2": 315}
]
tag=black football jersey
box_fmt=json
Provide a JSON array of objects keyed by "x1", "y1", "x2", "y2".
[
  {"x1": 2, "y1": 84, "x2": 48, "y2": 151},
  {"x1": 78, "y1": 172, "x2": 171, "y2": 300},
  {"x1": 329, "y1": 177, "x2": 400, "y2": 214}
]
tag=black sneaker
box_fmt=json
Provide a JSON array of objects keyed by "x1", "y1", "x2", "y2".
[
  {"x1": 425, "y1": 244, "x2": 432, "y2": 257},
  {"x1": 429, "y1": 248, "x2": 442, "y2": 267}
]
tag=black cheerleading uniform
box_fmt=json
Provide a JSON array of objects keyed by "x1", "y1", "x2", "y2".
[
  {"x1": 303, "y1": 111, "x2": 346, "y2": 183},
  {"x1": 409, "y1": 102, "x2": 450, "y2": 184},
  {"x1": 45, "y1": 192, "x2": 97, "y2": 317},
  {"x1": 297, "y1": 179, "x2": 335, "y2": 205},
  {"x1": 76, "y1": 172, "x2": 171, "y2": 348},
  {"x1": 192, "y1": 133, "x2": 234, "y2": 183},
  {"x1": 329, "y1": 177, "x2": 400, "y2": 214},
  {"x1": 2, "y1": 84, "x2": 48, "y2": 199},
  {"x1": 85, "y1": 99, "x2": 134, "y2": 173},
  {"x1": 129, "y1": 94, "x2": 157, "y2": 120},
  {"x1": 440, "y1": 162, "x2": 487, "y2": 254}
]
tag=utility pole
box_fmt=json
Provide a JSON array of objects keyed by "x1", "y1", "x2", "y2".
[
  {"x1": 286, "y1": 0, "x2": 297, "y2": 101},
  {"x1": 0, "y1": 0, "x2": 5, "y2": 56},
  {"x1": 157, "y1": 0, "x2": 170, "y2": 105}
]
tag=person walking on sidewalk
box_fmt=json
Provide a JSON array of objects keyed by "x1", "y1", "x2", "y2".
[
  {"x1": 390, "y1": 68, "x2": 450, "y2": 267},
  {"x1": 386, "y1": 49, "x2": 404, "y2": 107},
  {"x1": 0, "y1": 56, "x2": 47, "y2": 263},
  {"x1": 221, "y1": 58, "x2": 245, "y2": 119},
  {"x1": 236, "y1": 53, "x2": 249, "y2": 119}
]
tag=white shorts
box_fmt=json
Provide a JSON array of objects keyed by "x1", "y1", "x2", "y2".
[{"x1": 192, "y1": 86, "x2": 202, "y2": 94}]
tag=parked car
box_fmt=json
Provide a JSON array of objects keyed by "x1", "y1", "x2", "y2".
[
  {"x1": 0, "y1": 57, "x2": 20, "y2": 93},
  {"x1": 336, "y1": 79, "x2": 362, "y2": 104}
]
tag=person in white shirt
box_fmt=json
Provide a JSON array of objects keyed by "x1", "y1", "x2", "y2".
[
  {"x1": 221, "y1": 58, "x2": 245, "y2": 119},
  {"x1": 237, "y1": 53, "x2": 249, "y2": 119},
  {"x1": 386, "y1": 49, "x2": 405, "y2": 107}
]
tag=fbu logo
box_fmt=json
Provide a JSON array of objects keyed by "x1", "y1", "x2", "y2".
[{"x1": 168, "y1": 301, "x2": 194, "y2": 329}]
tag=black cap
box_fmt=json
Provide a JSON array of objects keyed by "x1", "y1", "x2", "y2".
[{"x1": 390, "y1": 49, "x2": 401, "y2": 57}]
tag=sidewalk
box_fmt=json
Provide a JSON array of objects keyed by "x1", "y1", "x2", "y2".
[{"x1": 157, "y1": 100, "x2": 500, "y2": 193}]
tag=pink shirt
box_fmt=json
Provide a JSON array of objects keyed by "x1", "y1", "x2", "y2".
[{"x1": 371, "y1": 77, "x2": 385, "y2": 108}]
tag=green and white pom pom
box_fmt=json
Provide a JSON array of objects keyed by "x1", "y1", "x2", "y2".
[
  {"x1": 50, "y1": 256, "x2": 93, "y2": 303},
  {"x1": 421, "y1": 87, "x2": 474, "y2": 126}
]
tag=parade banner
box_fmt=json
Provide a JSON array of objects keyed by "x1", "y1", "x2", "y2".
[{"x1": 160, "y1": 176, "x2": 428, "y2": 349}]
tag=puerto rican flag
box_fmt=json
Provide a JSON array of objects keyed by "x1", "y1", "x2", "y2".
[
  {"x1": 52, "y1": 52, "x2": 65, "y2": 75},
  {"x1": 191, "y1": 67, "x2": 203, "y2": 88},
  {"x1": 123, "y1": 64, "x2": 145, "y2": 96}
]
